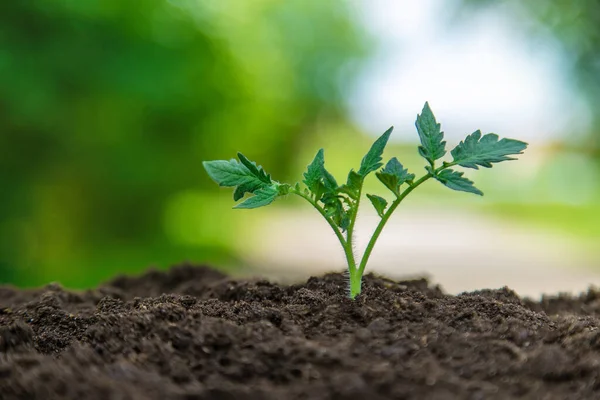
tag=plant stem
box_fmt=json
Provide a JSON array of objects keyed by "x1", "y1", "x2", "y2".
[
  {"x1": 357, "y1": 172, "x2": 433, "y2": 278},
  {"x1": 292, "y1": 164, "x2": 449, "y2": 299},
  {"x1": 344, "y1": 179, "x2": 364, "y2": 297},
  {"x1": 290, "y1": 189, "x2": 357, "y2": 273},
  {"x1": 345, "y1": 180, "x2": 363, "y2": 265}
]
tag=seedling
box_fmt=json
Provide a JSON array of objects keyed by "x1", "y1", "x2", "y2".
[{"x1": 203, "y1": 102, "x2": 528, "y2": 298}]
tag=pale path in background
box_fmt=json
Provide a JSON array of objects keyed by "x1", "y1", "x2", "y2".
[{"x1": 245, "y1": 208, "x2": 600, "y2": 298}]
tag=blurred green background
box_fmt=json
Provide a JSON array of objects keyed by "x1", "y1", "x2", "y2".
[{"x1": 1, "y1": 0, "x2": 599, "y2": 289}]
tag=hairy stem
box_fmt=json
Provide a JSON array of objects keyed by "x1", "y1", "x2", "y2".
[
  {"x1": 344, "y1": 179, "x2": 364, "y2": 298},
  {"x1": 345, "y1": 179, "x2": 363, "y2": 268}
]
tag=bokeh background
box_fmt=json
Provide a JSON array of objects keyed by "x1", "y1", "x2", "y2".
[{"x1": 2, "y1": 0, "x2": 599, "y2": 296}]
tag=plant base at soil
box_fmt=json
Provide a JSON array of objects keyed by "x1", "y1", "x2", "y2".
[{"x1": 1, "y1": 264, "x2": 600, "y2": 399}]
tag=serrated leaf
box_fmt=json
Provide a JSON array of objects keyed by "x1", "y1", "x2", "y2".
[
  {"x1": 416, "y1": 102, "x2": 446, "y2": 166},
  {"x1": 434, "y1": 169, "x2": 483, "y2": 196},
  {"x1": 303, "y1": 149, "x2": 338, "y2": 198},
  {"x1": 321, "y1": 166, "x2": 338, "y2": 192},
  {"x1": 450, "y1": 130, "x2": 528, "y2": 169},
  {"x1": 303, "y1": 149, "x2": 324, "y2": 191},
  {"x1": 233, "y1": 181, "x2": 263, "y2": 201},
  {"x1": 204, "y1": 155, "x2": 274, "y2": 202},
  {"x1": 234, "y1": 184, "x2": 280, "y2": 209},
  {"x1": 367, "y1": 194, "x2": 388, "y2": 217},
  {"x1": 237, "y1": 153, "x2": 271, "y2": 184},
  {"x1": 321, "y1": 192, "x2": 347, "y2": 230},
  {"x1": 338, "y1": 170, "x2": 362, "y2": 199},
  {"x1": 346, "y1": 170, "x2": 362, "y2": 191},
  {"x1": 203, "y1": 159, "x2": 270, "y2": 189},
  {"x1": 358, "y1": 127, "x2": 393, "y2": 176},
  {"x1": 375, "y1": 157, "x2": 415, "y2": 195}
]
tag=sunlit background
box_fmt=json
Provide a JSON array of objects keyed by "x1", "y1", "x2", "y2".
[{"x1": 2, "y1": 0, "x2": 599, "y2": 296}]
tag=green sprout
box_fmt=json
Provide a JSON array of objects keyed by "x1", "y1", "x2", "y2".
[{"x1": 203, "y1": 102, "x2": 528, "y2": 298}]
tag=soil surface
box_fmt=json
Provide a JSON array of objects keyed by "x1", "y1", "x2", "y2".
[{"x1": 2, "y1": 264, "x2": 600, "y2": 399}]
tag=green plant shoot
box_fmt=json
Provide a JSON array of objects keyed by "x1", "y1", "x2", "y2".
[{"x1": 203, "y1": 102, "x2": 528, "y2": 298}]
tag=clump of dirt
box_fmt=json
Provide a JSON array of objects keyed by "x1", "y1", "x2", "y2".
[{"x1": 1, "y1": 264, "x2": 600, "y2": 399}]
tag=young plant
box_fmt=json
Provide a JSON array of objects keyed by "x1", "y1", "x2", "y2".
[{"x1": 203, "y1": 102, "x2": 528, "y2": 298}]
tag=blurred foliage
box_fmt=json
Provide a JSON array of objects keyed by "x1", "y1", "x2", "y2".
[
  {"x1": 458, "y1": 0, "x2": 600, "y2": 150},
  {"x1": 0, "y1": 0, "x2": 369, "y2": 287},
  {"x1": 454, "y1": 0, "x2": 600, "y2": 240}
]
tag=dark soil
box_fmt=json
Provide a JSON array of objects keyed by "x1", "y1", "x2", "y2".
[{"x1": 2, "y1": 264, "x2": 600, "y2": 399}]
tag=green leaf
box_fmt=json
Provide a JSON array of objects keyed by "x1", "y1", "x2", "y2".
[
  {"x1": 204, "y1": 155, "x2": 275, "y2": 201},
  {"x1": 415, "y1": 102, "x2": 446, "y2": 166},
  {"x1": 367, "y1": 194, "x2": 388, "y2": 217},
  {"x1": 303, "y1": 148, "x2": 324, "y2": 191},
  {"x1": 338, "y1": 170, "x2": 362, "y2": 199},
  {"x1": 321, "y1": 193, "x2": 347, "y2": 230},
  {"x1": 339, "y1": 214, "x2": 351, "y2": 232},
  {"x1": 234, "y1": 184, "x2": 280, "y2": 209},
  {"x1": 375, "y1": 157, "x2": 415, "y2": 195},
  {"x1": 358, "y1": 127, "x2": 393, "y2": 176},
  {"x1": 450, "y1": 130, "x2": 528, "y2": 169},
  {"x1": 233, "y1": 181, "x2": 263, "y2": 201},
  {"x1": 237, "y1": 153, "x2": 271, "y2": 183},
  {"x1": 321, "y1": 166, "x2": 338, "y2": 192},
  {"x1": 203, "y1": 158, "x2": 270, "y2": 189},
  {"x1": 434, "y1": 169, "x2": 483, "y2": 196},
  {"x1": 302, "y1": 148, "x2": 338, "y2": 197}
]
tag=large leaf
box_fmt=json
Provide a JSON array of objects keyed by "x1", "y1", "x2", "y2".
[
  {"x1": 234, "y1": 184, "x2": 280, "y2": 209},
  {"x1": 415, "y1": 102, "x2": 446, "y2": 166},
  {"x1": 203, "y1": 158, "x2": 271, "y2": 190},
  {"x1": 203, "y1": 154, "x2": 279, "y2": 204},
  {"x1": 358, "y1": 127, "x2": 393, "y2": 176},
  {"x1": 367, "y1": 194, "x2": 388, "y2": 217},
  {"x1": 434, "y1": 169, "x2": 483, "y2": 196},
  {"x1": 450, "y1": 130, "x2": 528, "y2": 169},
  {"x1": 376, "y1": 157, "x2": 415, "y2": 195}
]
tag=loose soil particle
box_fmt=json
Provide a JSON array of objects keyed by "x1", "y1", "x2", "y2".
[{"x1": 2, "y1": 264, "x2": 600, "y2": 399}]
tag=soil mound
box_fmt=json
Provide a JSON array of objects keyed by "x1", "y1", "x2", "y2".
[{"x1": 1, "y1": 264, "x2": 600, "y2": 399}]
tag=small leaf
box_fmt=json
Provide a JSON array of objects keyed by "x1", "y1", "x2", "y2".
[
  {"x1": 434, "y1": 169, "x2": 483, "y2": 196},
  {"x1": 234, "y1": 184, "x2": 280, "y2": 209},
  {"x1": 339, "y1": 214, "x2": 351, "y2": 232},
  {"x1": 415, "y1": 102, "x2": 446, "y2": 166},
  {"x1": 450, "y1": 130, "x2": 528, "y2": 169},
  {"x1": 303, "y1": 149, "x2": 324, "y2": 191},
  {"x1": 376, "y1": 157, "x2": 415, "y2": 195},
  {"x1": 346, "y1": 170, "x2": 362, "y2": 191},
  {"x1": 367, "y1": 194, "x2": 388, "y2": 217},
  {"x1": 321, "y1": 166, "x2": 338, "y2": 192},
  {"x1": 338, "y1": 170, "x2": 362, "y2": 199},
  {"x1": 358, "y1": 127, "x2": 393, "y2": 176},
  {"x1": 233, "y1": 181, "x2": 263, "y2": 201},
  {"x1": 278, "y1": 183, "x2": 291, "y2": 196},
  {"x1": 321, "y1": 193, "x2": 347, "y2": 230},
  {"x1": 312, "y1": 181, "x2": 326, "y2": 202}
]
